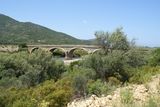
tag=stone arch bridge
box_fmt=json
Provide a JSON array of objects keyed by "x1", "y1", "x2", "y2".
[{"x1": 28, "y1": 45, "x2": 100, "y2": 59}]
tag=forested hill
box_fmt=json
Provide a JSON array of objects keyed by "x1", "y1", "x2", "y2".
[{"x1": 0, "y1": 14, "x2": 93, "y2": 45}]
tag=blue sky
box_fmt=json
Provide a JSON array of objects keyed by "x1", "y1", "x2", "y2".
[{"x1": 0, "y1": 0, "x2": 160, "y2": 47}]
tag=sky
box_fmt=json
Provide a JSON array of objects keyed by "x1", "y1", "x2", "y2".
[{"x1": 0, "y1": 0, "x2": 160, "y2": 47}]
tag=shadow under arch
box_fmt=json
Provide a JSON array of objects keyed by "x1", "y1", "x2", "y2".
[
  {"x1": 92, "y1": 49, "x2": 101, "y2": 54},
  {"x1": 68, "y1": 47, "x2": 89, "y2": 58},
  {"x1": 30, "y1": 47, "x2": 39, "y2": 53},
  {"x1": 49, "y1": 47, "x2": 66, "y2": 57}
]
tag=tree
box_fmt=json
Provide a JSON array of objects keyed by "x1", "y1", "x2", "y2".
[
  {"x1": 95, "y1": 31, "x2": 111, "y2": 53},
  {"x1": 95, "y1": 27, "x2": 130, "y2": 53},
  {"x1": 125, "y1": 48, "x2": 147, "y2": 67},
  {"x1": 81, "y1": 51, "x2": 130, "y2": 84},
  {"x1": 0, "y1": 50, "x2": 66, "y2": 88},
  {"x1": 110, "y1": 28, "x2": 130, "y2": 51},
  {"x1": 87, "y1": 28, "x2": 145, "y2": 84}
]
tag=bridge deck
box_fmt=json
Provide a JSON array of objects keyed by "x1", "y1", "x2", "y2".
[{"x1": 27, "y1": 45, "x2": 99, "y2": 48}]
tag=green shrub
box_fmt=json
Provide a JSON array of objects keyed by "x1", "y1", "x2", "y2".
[
  {"x1": 144, "y1": 96, "x2": 160, "y2": 107},
  {"x1": 32, "y1": 79, "x2": 73, "y2": 107},
  {"x1": 87, "y1": 79, "x2": 109, "y2": 96},
  {"x1": 130, "y1": 66, "x2": 160, "y2": 84},
  {"x1": 68, "y1": 67, "x2": 95, "y2": 97},
  {"x1": 80, "y1": 51, "x2": 130, "y2": 83},
  {"x1": 0, "y1": 51, "x2": 66, "y2": 88},
  {"x1": 120, "y1": 89, "x2": 134, "y2": 104},
  {"x1": 149, "y1": 48, "x2": 160, "y2": 66},
  {"x1": 72, "y1": 74, "x2": 87, "y2": 96},
  {"x1": 69, "y1": 60, "x2": 80, "y2": 70},
  {"x1": 108, "y1": 77, "x2": 121, "y2": 86},
  {"x1": 0, "y1": 79, "x2": 73, "y2": 107},
  {"x1": 73, "y1": 48, "x2": 88, "y2": 57},
  {"x1": 12, "y1": 98, "x2": 37, "y2": 107}
]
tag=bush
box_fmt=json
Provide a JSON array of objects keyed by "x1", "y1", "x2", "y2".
[
  {"x1": 68, "y1": 67, "x2": 96, "y2": 97},
  {"x1": 34, "y1": 80, "x2": 73, "y2": 107},
  {"x1": 108, "y1": 77, "x2": 121, "y2": 86},
  {"x1": 73, "y1": 48, "x2": 88, "y2": 57},
  {"x1": 0, "y1": 51, "x2": 66, "y2": 88},
  {"x1": 125, "y1": 48, "x2": 148, "y2": 67},
  {"x1": 0, "y1": 79, "x2": 73, "y2": 107},
  {"x1": 87, "y1": 79, "x2": 109, "y2": 96},
  {"x1": 12, "y1": 98, "x2": 37, "y2": 107},
  {"x1": 72, "y1": 74, "x2": 87, "y2": 96},
  {"x1": 149, "y1": 48, "x2": 160, "y2": 66},
  {"x1": 80, "y1": 51, "x2": 130, "y2": 84},
  {"x1": 141, "y1": 96, "x2": 160, "y2": 107},
  {"x1": 120, "y1": 89, "x2": 134, "y2": 104},
  {"x1": 129, "y1": 66, "x2": 160, "y2": 84}
]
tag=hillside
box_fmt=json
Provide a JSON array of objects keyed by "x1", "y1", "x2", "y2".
[
  {"x1": 0, "y1": 14, "x2": 92, "y2": 45},
  {"x1": 68, "y1": 74, "x2": 160, "y2": 107}
]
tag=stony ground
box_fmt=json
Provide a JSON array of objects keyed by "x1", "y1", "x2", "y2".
[
  {"x1": 67, "y1": 75, "x2": 160, "y2": 107},
  {"x1": 63, "y1": 58, "x2": 81, "y2": 65}
]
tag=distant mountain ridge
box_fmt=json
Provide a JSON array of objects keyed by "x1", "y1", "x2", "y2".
[{"x1": 0, "y1": 14, "x2": 93, "y2": 45}]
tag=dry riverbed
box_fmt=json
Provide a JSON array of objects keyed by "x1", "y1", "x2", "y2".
[{"x1": 63, "y1": 58, "x2": 82, "y2": 65}]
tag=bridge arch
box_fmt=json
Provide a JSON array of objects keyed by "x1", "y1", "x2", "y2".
[
  {"x1": 92, "y1": 49, "x2": 101, "y2": 54},
  {"x1": 49, "y1": 47, "x2": 66, "y2": 52},
  {"x1": 49, "y1": 47, "x2": 66, "y2": 57},
  {"x1": 29, "y1": 47, "x2": 39, "y2": 53},
  {"x1": 68, "y1": 47, "x2": 89, "y2": 58}
]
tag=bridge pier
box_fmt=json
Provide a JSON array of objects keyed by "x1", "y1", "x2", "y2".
[{"x1": 65, "y1": 51, "x2": 73, "y2": 60}]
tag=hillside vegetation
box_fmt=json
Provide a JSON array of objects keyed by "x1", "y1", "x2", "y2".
[
  {"x1": 0, "y1": 14, "x2": 92, "y2": 45},
  {"x1": 0, "y1": 28, "x2": 160, "y2": 107}
]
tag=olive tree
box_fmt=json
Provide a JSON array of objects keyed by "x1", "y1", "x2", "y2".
[
  {"x1": 0, "y1": 51, "x2": 66, "y2": 88},
  {"x1": 95, "y1": 27, "x2": 130, "y2": 53},
  {"x1": 84, "y1": 28, "x2": 146, "y2": 84}
]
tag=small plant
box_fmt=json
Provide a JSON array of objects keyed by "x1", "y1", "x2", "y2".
[
  {"x1": 144, "y1": 84, "x2": 150, "y2": 91},
  {"x1": 120, "y1": 89, "x2": 134, "y2": 104},
  {"x1": 87, "y1": 79, "x2": 109, "y2": 96},
  {"x1": 129, "y1": 66, "x2": 160, "y2": 84},
  {"x1": 144, "y1": 96, "x2": 159, "y2": 107}
]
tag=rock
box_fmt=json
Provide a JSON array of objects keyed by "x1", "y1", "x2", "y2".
[
  {"x1": 133, "y1": 85, "x2": 149, "y2": 102},
  {"x1": 90, "y1": 95, "x2": 98, "y2": 100},
  {"x1": 107, "y1": 95, "x2": 112, "y2": 100}
]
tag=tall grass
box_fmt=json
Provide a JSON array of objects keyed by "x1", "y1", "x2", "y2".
[{"x1": 129, "y1": 66, "x2": 160, "y2": 84}]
